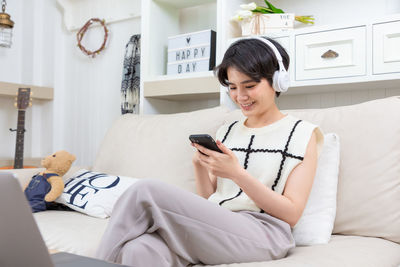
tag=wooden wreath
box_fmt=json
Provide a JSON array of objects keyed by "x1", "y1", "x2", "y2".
[{"x1": 76, "y1": 18, "x2": 108, "y2": 57}]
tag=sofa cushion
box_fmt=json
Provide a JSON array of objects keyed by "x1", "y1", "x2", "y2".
[
  {"x1": 34, "y1": 211, "x2": 108, "y2": 257},
  {"x1": 92, "y1": 106, "x2": 230, "y2": 193},
  {"x1": 225, "y1": 96, "x2": 400, "y2": 244},
  {"x1": 56, "y1": 169, "x2": 139, "y2": 218},
  {"x1": 292, "y1": 133, "x2": 340, "y2": 246},
  {"x1": 198, "y1": 235, "x2": 400, "y2": 267}
]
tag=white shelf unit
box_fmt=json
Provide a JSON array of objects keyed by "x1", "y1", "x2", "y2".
[
  {"x1": 143, "y1": 71, "x2": 220, "y2": 101},
  {"x1": 220, "y1": 9, "x2": 400, "y2": 108},
  {"x1": 0, "y1": 81, "x2": 53, "y2": 100},
  {"x1": 140, "y1": 0, "x2": 220, "y2": 114},
  {"x1": 140, "y1": 0, "x2": 400, "y2": 114}
]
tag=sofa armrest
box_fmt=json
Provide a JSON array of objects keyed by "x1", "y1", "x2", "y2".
[
  {"x1": 0, "y1": 165, "x2": 91, "y2": 188},
  {"x1": 0, "y1": 168, "x2": 45, "y2": 188}
]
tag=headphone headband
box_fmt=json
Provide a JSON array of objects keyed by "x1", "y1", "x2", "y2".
[
  {"x1": 247, "y1": 36, "x2": 286, "y2": 71},
  {"x1": 250, "y1": 37, "x2": 282, "y2": 61}
]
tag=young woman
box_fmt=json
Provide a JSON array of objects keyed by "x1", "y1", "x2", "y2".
[{"x1": 96, "y1": 37, "x2": 324, "y2": 267}]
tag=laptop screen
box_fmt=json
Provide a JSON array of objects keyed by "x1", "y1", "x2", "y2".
[{"x1": 0, "y1": 172, "x2": 54, "y2": 267}]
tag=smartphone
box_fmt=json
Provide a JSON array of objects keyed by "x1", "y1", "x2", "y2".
[{"x1": 189, "y1": 134, "x2": 223, "y2": 154}]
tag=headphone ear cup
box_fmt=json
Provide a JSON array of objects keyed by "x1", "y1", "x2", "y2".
[
  {"x1": 272, "y1": 70, "x2": 290, "y2": 93},
  {"x1": 272, "y1": 70, "x2": 280, "y2": 92},
  {"x1": 278, "y1": 70, "x2": 290, "y2": 92}
]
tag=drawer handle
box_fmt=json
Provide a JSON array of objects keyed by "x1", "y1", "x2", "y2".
[{"x1": 321, "y1": 49, "x2": 339, "y2": 59}]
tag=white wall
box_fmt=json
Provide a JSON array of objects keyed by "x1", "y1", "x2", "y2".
[
  {"x1": 0, "y1": 0, "x2": 141, "y2": 167},
  {"x1": 54, "y1": 0, "x2": 141, "y2": 166},
  {"x1": 0, "y1": 0, "x2": 53, "y2": 161},
  {"x1": 58, "y1": 15, "x2": 141, "y2": 166},
  {"x1": 1, "y1": 0, "x2": 399, "y2": 167}
]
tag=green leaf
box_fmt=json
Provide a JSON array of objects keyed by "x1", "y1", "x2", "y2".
[
  {"x1": 295, "y1": 15, "x2": 315, "y2": 24},
  {"x1": 263, "y1": 0, "x2": 284, "y2": 13},
  {"x1": 253, "y1": 6, "x2": 274, "y2": 14}
]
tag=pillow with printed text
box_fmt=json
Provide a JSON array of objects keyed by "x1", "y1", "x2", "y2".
[{"x1": 55, "y1": 169, "x2": 139, "y2": 218}]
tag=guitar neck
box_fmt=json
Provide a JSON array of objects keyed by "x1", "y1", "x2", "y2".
[{"x1": 14, "y1": 110, "x2": 26, "y2": 169}]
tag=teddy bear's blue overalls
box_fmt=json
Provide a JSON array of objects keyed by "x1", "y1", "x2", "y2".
[{"x1": 24, "y1": 173, "x2": 58, "y2": 212}]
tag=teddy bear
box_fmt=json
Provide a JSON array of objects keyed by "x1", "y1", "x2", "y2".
[{"x1": 24, "y1": 150, "x2": 76, "y2": 212}]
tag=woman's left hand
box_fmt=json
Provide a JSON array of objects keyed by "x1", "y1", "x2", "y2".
[{"x1": 192, "y1": 140, "x2": 244, "y2": 180}]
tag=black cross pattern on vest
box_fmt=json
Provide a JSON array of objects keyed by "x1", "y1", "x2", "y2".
[{"x1": 218, "y1": 119, "x2": 304, "y2": 212}]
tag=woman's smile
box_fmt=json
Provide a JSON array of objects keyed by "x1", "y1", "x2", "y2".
[{"x1": 240, "y1": 101, "x2": 255, "y2": 111}]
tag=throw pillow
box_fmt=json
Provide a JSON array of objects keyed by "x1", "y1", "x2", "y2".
[
  {"x1": 292, "y1": 133, "x2": 340, "y2": 246},
  {"x1": 55, "y1": 169, "x2": 139, "y2": 218}
]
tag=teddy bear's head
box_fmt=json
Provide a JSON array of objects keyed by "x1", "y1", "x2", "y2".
[{"x1": 41, "y1": 150, "x2": 76, "y2": 176}]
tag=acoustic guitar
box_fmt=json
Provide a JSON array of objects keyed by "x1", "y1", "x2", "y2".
[{"x1": 0, "y1": 88, "x2": 36, "y2": 169}]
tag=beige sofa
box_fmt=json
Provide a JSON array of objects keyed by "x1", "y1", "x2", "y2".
[{"x1": 5, "y1": 96, "x2": 400, "y2": 267}]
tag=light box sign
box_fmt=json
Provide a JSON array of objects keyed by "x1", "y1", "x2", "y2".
[{"x1": 167, "y1": 29, "x2": 216, "y2": 75}]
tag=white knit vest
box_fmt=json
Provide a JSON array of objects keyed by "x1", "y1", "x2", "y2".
[{"x1": 208, "y1": 114, "x2": 324, "y2": 212}]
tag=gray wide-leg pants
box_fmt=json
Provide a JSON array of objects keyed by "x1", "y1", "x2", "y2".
[{"x1": 96, "y1": 179, "x2": 295, "y2": 267}]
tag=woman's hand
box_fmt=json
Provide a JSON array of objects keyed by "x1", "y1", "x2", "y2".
[
  {"x1": 192, "y1": 140, "x2": 244, "y2": 180},
  {"x1": 191, "y1": 142, "x2": 218, "y2": 198},
  {"x1": 191, "y1": 144, "x2": 204, "y2": 166}
]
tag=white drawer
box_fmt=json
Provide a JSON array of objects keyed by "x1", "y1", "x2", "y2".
[
  {"x1": 373, "y1": 20, "x2": 400, "y2": 74},
  {"x1": 295, "y1": 27, "x2": 366, "y2": 80}
]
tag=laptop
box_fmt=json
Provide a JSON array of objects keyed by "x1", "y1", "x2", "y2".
[{"x1": 0, "y1": 172, "x2": 126, "y2": 267}]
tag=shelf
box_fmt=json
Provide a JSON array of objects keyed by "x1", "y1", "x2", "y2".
[
  {"x1": 0, "y1": 157, "x2": 42, "y2": 168},
  {"x1": 145, "y1": 71, "x2": 216, "y2": 82},
  {"x1": 140, "y1": 0, "x2": 218, "y2": 113},
  {"x1": 144, "y1": 71, "x2": 220, "y2": 101},
  {"x1": 0, "y1": 81, "x2": 53, "y2": 100},
  {"x1": 288, "y1": 75, "x2": 400, "y2": 95},
  {"x1": 223, "y1": 14, "x2": 400, "y2": 97},
  {"x1": 154, "y1": 0, "x2": 215, "y2": 9},
  {"x1": 140, "y1": 0, "x2": 400, "y2": 114}
]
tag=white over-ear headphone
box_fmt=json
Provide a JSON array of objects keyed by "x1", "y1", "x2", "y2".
[{"x1": 246, "y1": 36, "x2": 290, "y2": 93}]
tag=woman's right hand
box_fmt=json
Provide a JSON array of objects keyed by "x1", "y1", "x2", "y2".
[{"x1": 191, "y1": 142, "x2": 217, "y2": 198}]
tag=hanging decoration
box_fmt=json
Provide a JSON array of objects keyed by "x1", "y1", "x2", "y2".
[
  {"x1": 0, "y1": 0, "x2": 14, "y2": 48},
  {"x1": 121, "y1": 34, "x2": 141, "y2": 114},
  {"x1": 76, "y1": 18, "x2": 108, "y2": 57}
]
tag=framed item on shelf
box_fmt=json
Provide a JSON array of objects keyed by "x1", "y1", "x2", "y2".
[{"x1": 167, "y1": 29, "x2": 216, "y2": 75}]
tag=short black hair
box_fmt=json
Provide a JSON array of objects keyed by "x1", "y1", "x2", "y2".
[{"x1": 213, "y1": 37, "x2": 290, "y2": 98}]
